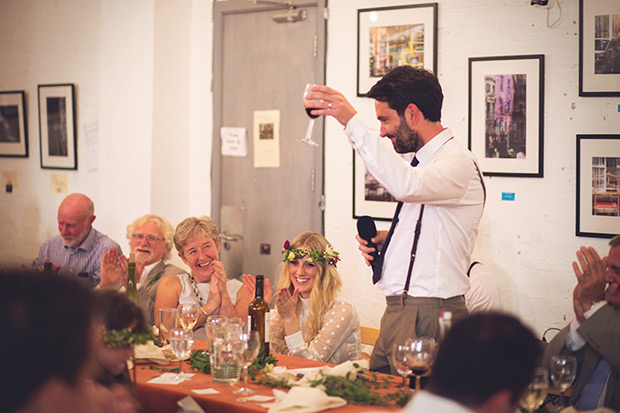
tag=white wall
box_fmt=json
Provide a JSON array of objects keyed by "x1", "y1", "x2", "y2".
[
  {"x1": 324, "y1": 0, "x2": 616, "y2": 338},
  {"x1": 0, "y1": 0, "x2": 616, "y2": 338}
]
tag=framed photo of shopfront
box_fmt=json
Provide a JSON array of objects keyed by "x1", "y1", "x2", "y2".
[
  {"x1": 38, "y1": 84, "x2": 77, "y2": 170},
  {"x1": 357, "y1": 3, "x2": 437, "y2": 97},
  {"x1": 576, "y1": 134, "x2": 620, "y2": 238},
  {"x1": 468, "y1": 54, "x2": 544, "y2": 177},
  {"x1": 579, "y1": 0, "x2": 620, "y2": 97},
  {"x1": 0, "y1": 90, "x2": 28, "y2": 158}
]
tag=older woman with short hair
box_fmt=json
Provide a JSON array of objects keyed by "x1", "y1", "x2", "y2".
[{"x1": 154, "y1": 216, "x2": 251, "y2": 339}]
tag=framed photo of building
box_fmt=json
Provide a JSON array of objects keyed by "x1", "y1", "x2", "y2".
[
  {"x1": 38, "y1": 84, "x2": 77, "y2": 170},
  {"x1": 353, "y1": 142, "x2": 398, "y2": 220},
  {"x1": 579, "y1": 0, "x2": 620, "y2": 97},
  {"x1": 0, "y1": 90, "x2": 28, "y2": 158},
  {"x1": 357, "y1": 3, "x2": 437, "y2": 97},
  {"x1": 576, "y1": 134, "x2": 620, "y2": 238},
  {"x1": 468, "y1": 55, "x2": 544, "y2": 177}
]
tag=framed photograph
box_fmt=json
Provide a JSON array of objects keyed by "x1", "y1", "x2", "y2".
[
  {"x1": 0, "y1": 90, "x2": 28, "y2": 157},
  {"x1": 468, "y1": 55, "x2": 544, "y2": 177},
  {"x1": 357, "y1": 3, "x2": 437, "y2": 97},
  {"x1": 38, "y1": 84, "x2": 77, "y2": 170},
  {"x1": 353, "y1": 143, "x2": 397, "y2": 221},
  {"x1": 576, "y1": 134, "x2": 620, "y2": 238},
  {"x1": 579, "y1": 0, "x2": 620, "y2": 97}
]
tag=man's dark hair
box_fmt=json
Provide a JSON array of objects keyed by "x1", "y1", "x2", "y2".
[
  {"x1": 95, "y1": 288, "x2": 148, "y2": 335},
  {"x1": 430, "y1": 312, "x2": 541, "y2": 407},
  {"x1": 366, "y1": 65, "x2": 443, "y2": 122},
  {"x1": 0, "y1": 272, "x2": 96, "y2": 412}
]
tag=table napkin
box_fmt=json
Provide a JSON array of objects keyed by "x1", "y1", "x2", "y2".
[
  {"x1": 134, "y1": 341, "x2": 173, "y2": 365},
  {"x1": 147, "y1": 372, "x2": 194, "y2": 384},
  {"x1": 266, "y1": 386, "x2": 346, "y2": 413},
  {"x1": 297, "y1": 359, "x2": 369, "y2": 387}
]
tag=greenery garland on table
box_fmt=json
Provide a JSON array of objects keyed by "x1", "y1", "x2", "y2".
[
  {"x1": 189, "y1": 351, "x2": 410, "y2": 408},
  {"x1": 189, "y1": 347, "x2": 278, "y2": 376}
]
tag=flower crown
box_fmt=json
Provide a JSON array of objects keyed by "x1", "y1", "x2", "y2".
[
  {"x1": 102, "y1": 326, "x2": 152, "y2": 348},
  {"x1": 281, "y1": 240, "x2": 340, "y2": 267}
]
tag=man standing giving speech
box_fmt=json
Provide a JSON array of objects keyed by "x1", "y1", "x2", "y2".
[{"x1": 308, "y1": 66, "x2": 485, "y2": 374}]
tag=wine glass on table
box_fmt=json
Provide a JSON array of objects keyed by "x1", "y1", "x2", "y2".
[
  {"x1": 300, "y1": 83, "x2": 320, "y2": 146},
  {"x1": 177, "y1": 302, "x2": 198, "y2": 333},
  {"x1": 233, "y1": 330, "x2": 261, "y2": 396},
  {"x1": 519, "y1": 367, "x2": 549, "y2": 413},
  {"x1": 170, "y1": 328, "x2": 194, "y2": 381},
  {"x1": 406, "y1": 337, "x2": 436, "y2": 393},
  {"x1": 550, "y1": 355, "x2": 577, "y2": 410},
  {"x1": 392, "y1": 343, "x2": 413, "y2": 390}
]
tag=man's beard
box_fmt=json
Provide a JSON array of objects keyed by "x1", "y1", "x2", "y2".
[
  {"x1": 390, "y1": 118, "x2": 424, "y2": 154},
  {"x1": 62, "y1": 226, "x2": 90, "y2": 248}
]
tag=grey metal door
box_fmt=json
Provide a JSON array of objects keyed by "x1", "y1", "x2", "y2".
[{"x1": 212, "y1": 0, "x2": 326, "y2": 285}]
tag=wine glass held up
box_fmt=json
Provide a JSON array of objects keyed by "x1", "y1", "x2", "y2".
[
  {"x1": 519, "y1": 367, "x2": 549, "y2": 413},
  {"x1": 233, "y1": 330, "x2": 261, "y2": 396},
  {"x1": 300, "y1": 83, "x2": 320, "y2": 147},
  {"x1": 177, "y1": 302, "x2": 199, "y2": 333},
  {"x1": 392, "y1": 343, "x2": 413, "y2": 390},
  {"x1": 406, "y1": 337, "x2": 436, "y2": 393},
  {"x1": 170, "y1": 328, "x2": 194, "y2": 381},
  {"x1": 550, "y1": 355, "x2": 577, "y2": 409}
]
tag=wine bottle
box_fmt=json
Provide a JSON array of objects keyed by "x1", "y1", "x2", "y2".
[
  {"x1": 248, "y1": 274, "x2": 270, "y2": 357},
  {"x1": 126, "y1": 252, "x2": 140, "y2": 306}
]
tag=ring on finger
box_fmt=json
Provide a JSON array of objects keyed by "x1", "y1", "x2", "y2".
[{"x1": 328, "y1": 103, "x2": 332, "y2": 109}]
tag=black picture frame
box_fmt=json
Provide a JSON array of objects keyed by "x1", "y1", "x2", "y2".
[
  {"x1": 0, "y1": 90, "x2": 28, "y2": 158},
  {"x1": 576, "y1": 134, "x2": 620, "y2": 238},
  {"x1": 356, "y1": 3, "x2": 438, "y2": 97},
  {"x1": 352, "y1": 148, "x2": 397, "y2": 220},
  {"x1": 38, "y1": 83, "x2": 77, "y2": 170},
  {"x1": 468, "y1": 54, "x2": 544, "y2": 177},
  {"x1": 579, "y1": 0, "x2": 620, "y2": 97}
]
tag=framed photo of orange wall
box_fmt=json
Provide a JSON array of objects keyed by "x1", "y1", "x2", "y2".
[{"x1": 576, "y1": 134, "x2": 620, "y2": 238}]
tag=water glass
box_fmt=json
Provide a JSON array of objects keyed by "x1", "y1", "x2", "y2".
[{"x1": 158, "y1": 308, "x2": 177, "y2": 341}]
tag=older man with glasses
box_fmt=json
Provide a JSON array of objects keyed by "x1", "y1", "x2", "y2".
[{"x1": 99, "y1": 214, "x2": 185, "y2": 325}]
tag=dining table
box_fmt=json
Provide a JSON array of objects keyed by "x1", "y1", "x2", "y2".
[{"x1": 133, "y1": 341, "x2": 403, "y2": 413}]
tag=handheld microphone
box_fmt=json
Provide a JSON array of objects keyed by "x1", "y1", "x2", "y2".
[{"x1": 356, "y1": 215, "x2": 380, "y2": 267}]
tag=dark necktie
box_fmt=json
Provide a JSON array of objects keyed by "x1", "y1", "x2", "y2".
[{"x1": 372, "y1": 156, "x2": 419, "y2": 284}]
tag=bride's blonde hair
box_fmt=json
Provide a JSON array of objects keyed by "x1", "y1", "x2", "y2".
[{"x1": 275, "y1": 232, "x2": 342, "y2": 344}]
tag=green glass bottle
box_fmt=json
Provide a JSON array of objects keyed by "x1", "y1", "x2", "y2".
[{"x1": 126, "y1": 252, "x2": 140, "y2": 306}]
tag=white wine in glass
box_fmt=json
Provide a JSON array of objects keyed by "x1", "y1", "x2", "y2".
[
  {"x1": 177, "y1": 302, "x2": 198, "y2": 332},
  {"x1": 550, "y1": 355, "x2": 577, "y2": 409},
  {"x1": 392, "y1": 343, "x2": 412, "y2": 389},
  {"x1": 170, "y1": 328, "x2": 194, "y2": 381},
  {"x1": 519, "y1": 367, "x2": 549, "y2": 412},
  {"x1": 300, "y1": 83, "x2": 320, "y2": 147}
]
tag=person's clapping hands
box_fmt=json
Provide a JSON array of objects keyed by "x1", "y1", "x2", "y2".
[
  {"x1": 100, "y1": 247, "x2": 127, "y2": 288},
  {"x1": 572, "y1": 246, "x2": 607, "y2": 323},
  {"x1": 276, "y1": 287, "x2": 301, "y2": 335},
  {"x1": 21, "y1": 258, "x2": 61, "y2": 274},
  {"x1": 241, "y1": 274, "x2": 274, "y2": 307}
]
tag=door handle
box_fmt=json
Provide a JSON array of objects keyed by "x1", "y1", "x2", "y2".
[{"x1": 220, "y1": 232, "x2": 243, "y2": 242}]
